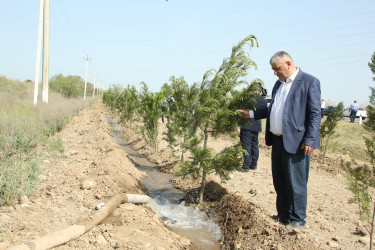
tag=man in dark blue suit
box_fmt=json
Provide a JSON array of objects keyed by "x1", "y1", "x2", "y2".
[{"x1": 238, "y1": 51, "x2": 321, "y2": 228}]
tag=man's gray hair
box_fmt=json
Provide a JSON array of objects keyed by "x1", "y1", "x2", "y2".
[{"x1": 270, "y1": 51, "x2": 293, "y2": 64}]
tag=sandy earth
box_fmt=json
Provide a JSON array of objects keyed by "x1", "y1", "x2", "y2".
[{"x1": 0, "y1": 102, "x2": 372, "y2": 249}]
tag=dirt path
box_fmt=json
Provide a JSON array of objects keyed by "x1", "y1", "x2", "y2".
[{"x1": 0, "y1": 102, "x2": 371, "y2": 249}]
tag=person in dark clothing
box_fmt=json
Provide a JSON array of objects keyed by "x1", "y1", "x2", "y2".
[
  {"x1": 349, "y1": 100, "x2": 359, "y2": 123},
  {"x1": 321, "y1": 99, "x2": 325, "y2": 118},
  {"x1": 240, "y1": 86, "x2": 268, "y2": 172}
]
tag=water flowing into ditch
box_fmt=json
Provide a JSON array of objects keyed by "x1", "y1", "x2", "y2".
[{"x1": 106, "y1": 116, "x2": 222, "y2": 249}]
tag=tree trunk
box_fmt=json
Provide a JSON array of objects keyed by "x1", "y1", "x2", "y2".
[
  {"x1": 181, "y1": 152, "x2": 184, "y2": 163},
  {"x1": 203, "y1": 125, "x2": 209, "y2": 149},
  {"x1": 181, "y1": 135, "x2": 186, "y2": 162},
  {"x1": 370, "y1": 200, "x2": 375, "y2": 250},
  {"x1": 199, "y1": 171, "x2": 207, "y2": 204},
  {"x1": 199, "y1": 124, "x2": 209, "y2": 204}
]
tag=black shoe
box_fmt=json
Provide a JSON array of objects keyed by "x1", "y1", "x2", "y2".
[
  {"x1": 241, "y1": 168, "x2": 250, "y2": 172},
  {"x1": 289, "y1": 221, "x2": 306, "y2": 229},
  {"x1": 271, "y1": 215, "x2": 290, "y2": 225},
  {"x1": 249, "y1": 166, "x2": 257, "y2": 170}
]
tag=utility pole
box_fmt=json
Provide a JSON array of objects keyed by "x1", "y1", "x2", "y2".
[
  {"x1": 83, "y1": 55, "x2": 91, "y2": 100},
  {"x1": 33, "y1": 0, "x2": 44, "y2": 106},
  {"x1": 42, "y1": 0, "x2": 50, "y2": 103},
  {"x1": 93, "y1": 72, "x2": 96, "y2": 97},
  {"x1": 98, "y1": 79, "x2": 102, "y2": 95}
]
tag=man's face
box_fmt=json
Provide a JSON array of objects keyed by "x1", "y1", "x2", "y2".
[{"x1": 271, "y1": 59, "x2": 290, "y2": 82}]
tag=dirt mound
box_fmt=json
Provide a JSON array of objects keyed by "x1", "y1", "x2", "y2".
[
  {"x1": 212, "y1": 194, "x2": 320, "y2": 249},
  {"x1": 178, "y1": 181, "x2": 320, "y2": 249},
  {"x1": 182, "y1": 181, "x2": 228, "y2": 204}
]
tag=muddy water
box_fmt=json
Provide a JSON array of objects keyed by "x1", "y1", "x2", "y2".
[{"x1": 106, "y1": 116, "x2": 221, "y2": 249}]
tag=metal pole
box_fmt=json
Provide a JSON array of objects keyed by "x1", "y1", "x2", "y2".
[
  {"x1": 33, "y1": 0, "x2": 44, "y2": 106},
  {"x1": 83, "y1": 55, "x2": 91, "y2": 100},
  {"x1": 84, "y1": 56, "x2": 88, "y2": 100}
]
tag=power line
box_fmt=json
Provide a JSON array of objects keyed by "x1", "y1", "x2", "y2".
[
  {"x1": 57, "y1": 11, "x2": 375, "y2": 46},
  {"x1": 263, "y1": 31, "x2": 375, "y2": 47},
  {"x1": 56, "y1": 0, "x2": 88, "y2": 55}
]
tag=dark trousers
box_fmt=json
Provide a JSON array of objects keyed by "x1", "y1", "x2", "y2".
[
  {"x1": 161, "y1": 113, "x2": 169, "y2": 123},
  {"x1": 240, "y1": 129, "x2": 259, "y2": 169},
  {"x1": 271, "y1": 135, "x2": 310, "y2": 225},
  {"x1": 321, "y1": 108, "x2": 324, "y2": 118},
  {"x1": 350, "y1": 110, "x2": 357, "y2": 123}
]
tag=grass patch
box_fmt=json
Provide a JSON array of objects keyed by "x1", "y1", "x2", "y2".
[
  {"x1": 328, "y1": 121, "x2": 371, "y2": 161},
  {"x1": 0, "y1": 76, "x2": 97, "y2": 206},
  {"x1": 0, "y1": 154, "x2": 42, "y2": 205}
]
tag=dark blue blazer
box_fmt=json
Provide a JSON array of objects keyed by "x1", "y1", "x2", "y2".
[
  {"x1": 241, "y1": 94, "x2": 267, "y2": 133},
  {"x1": 254, "y1": 69, "x2": 321, "y2": 154}
]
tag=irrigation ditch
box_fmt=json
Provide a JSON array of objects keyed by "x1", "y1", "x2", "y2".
[{"x1": 106, "y1": 115, "x2": 224, "y2": 249}]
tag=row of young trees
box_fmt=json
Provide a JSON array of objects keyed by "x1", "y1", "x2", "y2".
[
  {"x1": 320, "y1": 51, "x2": 375, "y2": 249},
  {"x1": 318, "y1": 51, "x2": 375, "y2": 249},
  {"x1": 103, "y1": 35, "x2": 265, "y2": 203}
]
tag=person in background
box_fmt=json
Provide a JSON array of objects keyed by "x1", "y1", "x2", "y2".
[
  {"x1": 349, "y1": 100, "x2": 359, "y2": 123},
  {"x1": 161, "y1": 97, "x2": 169, "y2": 123},
  {"x1": 239, "y1": 84, "x2": 268, "y2": 172},
  {"x1": 321, "y1": 99, "x2": 325, "y2": 118},
  {"x1": 238, "y1": 51, "x2": 321, "y2": 229}
]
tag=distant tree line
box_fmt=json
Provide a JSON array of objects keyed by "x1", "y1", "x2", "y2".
[{"x1": 49, "y1": 74, "x2": 94, "y2": 98}]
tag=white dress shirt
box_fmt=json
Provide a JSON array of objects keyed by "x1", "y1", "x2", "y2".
[
  {"x1": 269, "y1": 68, "x2": 299, "y2": 135},
  {"x1": 350, "y1": 102, "x2": 359, "y2": 111},
  {"x1": 249, "y1": 68, "x2": 300, "y2": 135}
]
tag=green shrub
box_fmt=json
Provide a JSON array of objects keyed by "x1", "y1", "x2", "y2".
[
  {"x1": 138, "y1": 82, "x2": 164, "y2": 151},
  {"x1": 0, "y1": 155, "x2": 42, "y2": 206},
  {"x1": 319, "y1": 102, "x2": 344, "y2": 158}
]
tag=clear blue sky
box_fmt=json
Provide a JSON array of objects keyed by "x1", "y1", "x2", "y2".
[{"x1": 1, "y1": 0, "x2": 374, "y2": 107}]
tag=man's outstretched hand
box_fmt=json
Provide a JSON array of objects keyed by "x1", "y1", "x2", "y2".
[{"x1": 237, "y1": 109, "x2": 250, "y2": 118}]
